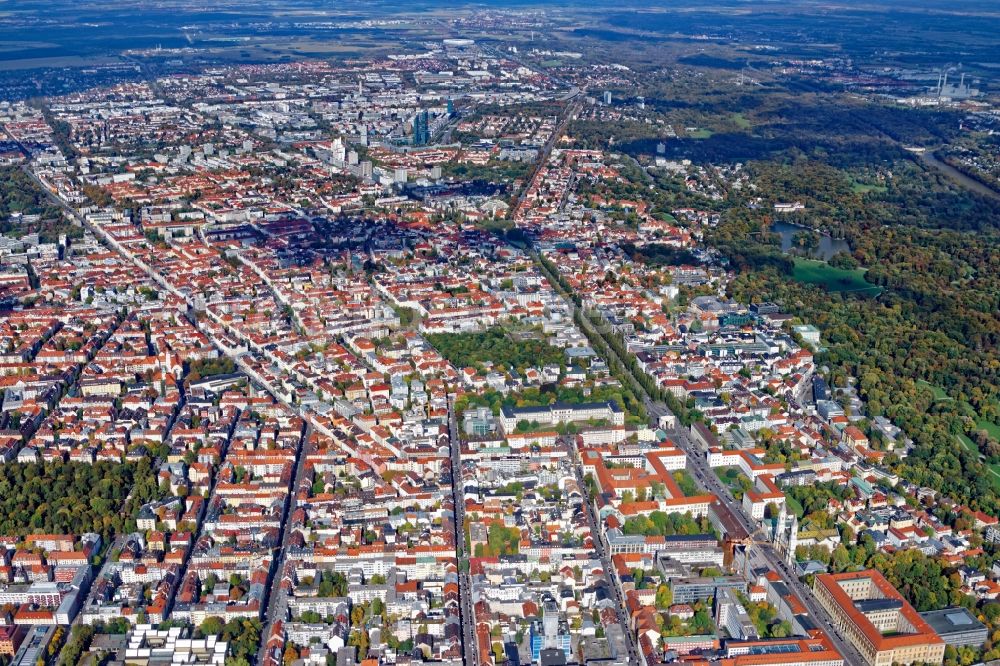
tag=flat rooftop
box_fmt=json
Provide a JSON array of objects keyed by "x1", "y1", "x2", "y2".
[{"x1": 919, "y1": 607, "x2": 987, "y2": 637}]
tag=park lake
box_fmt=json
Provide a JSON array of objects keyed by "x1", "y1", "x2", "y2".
[{"x1": 770, "y1": 220, "x2": 851, "y2": 261}]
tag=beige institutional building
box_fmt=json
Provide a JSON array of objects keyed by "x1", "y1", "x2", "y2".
[{"x1": 813, "y1": 570, "x2": 945, "y2": 666}]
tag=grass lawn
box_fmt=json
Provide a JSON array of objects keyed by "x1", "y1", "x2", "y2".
[
  {"x1": 732, "y1": 112, "x2": 751, "y2": 129},
  {"x1": 977, "y1": 419, "x2": 1000, "y2": 440},
  {"x1": 792, "y1": 258, "x2": 882, "y2": 295},
  {"x1": 956, "y1": 433, "x2": 1000, "y2": 490},
  {"x1": 956, "y1": 433, "x2": 977, "y2": 454},
  {"x1": 786, "y1": 494, "x2": 805, "y2": 519},
  {"x1": 850, "y1": 181, "x2": 888, "y2": 194},
  {"x1": 687, "y1": 128, "x2": 713, "y2": 139},
  {"x1": 917, "y1": 379, "x2": 952, "y2": 402}
]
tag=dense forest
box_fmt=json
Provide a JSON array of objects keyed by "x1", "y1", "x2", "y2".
[
  {"x1": 0, "y1": 166, "x2": 60, "y2": 218},
  {"x1": 0, "y1": 460, "x2": 163, "y2": 540},
  {"x1": 740, "y1": 158, "x2": 1000, "y2": 234},
  {"x1": 0, "y1": 165, "x2": 81, "y2": 243},
  {"x1": 569, "y1": 87, "x2": 961, "y2": 168},
  {"x1": 441, "y1": 159, "x2": 532, "y2": 184},
  {"x1": 427, "y1": 328, "x2": 565, "y2": 373}
]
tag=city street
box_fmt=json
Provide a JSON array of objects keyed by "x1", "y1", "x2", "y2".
[
  {"x1": 448, "y1": 395, "x2": 479, "y2": 666},
  {"x1": 257, "y1": 423, "x2": 312, "y2": 664},
  {"x1": 567, "y1": 442, "x2": 641, "y2": 664}
]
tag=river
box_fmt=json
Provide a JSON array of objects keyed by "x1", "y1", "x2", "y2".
[
  {"x1": 913, "y1": 151, "x2": 1000, "y2": 203},
  {"x1": 770, "y1": 220, "x2": 851, "y2": 261}
]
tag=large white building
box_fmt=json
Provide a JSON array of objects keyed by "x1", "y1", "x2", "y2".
[{"x1": 500, "y1": 401, "x2": 624, "y2": 432}]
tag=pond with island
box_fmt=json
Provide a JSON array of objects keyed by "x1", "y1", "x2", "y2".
[
  {"x1": 769, "y1": 221, "x2": 882, "y2": 295},
  {"x1": 770, "y1": 220, "x2": 850, "y2": 261}
]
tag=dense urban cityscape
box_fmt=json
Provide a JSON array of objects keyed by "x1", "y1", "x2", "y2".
[{"x1": 0, "y1": 2, "x2": 999, "y2": 666}]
